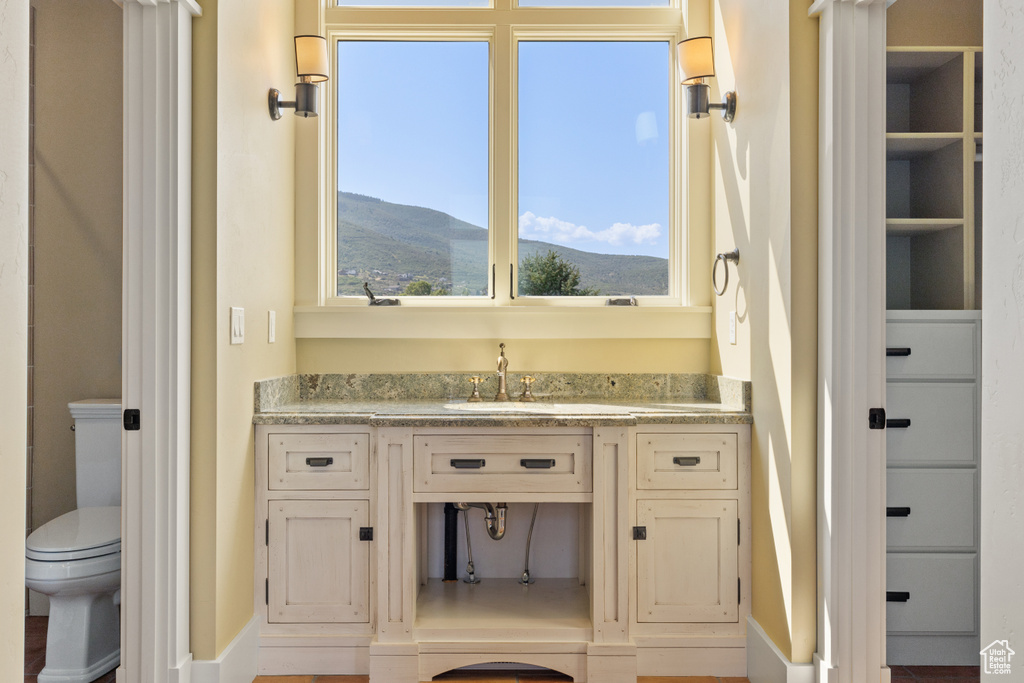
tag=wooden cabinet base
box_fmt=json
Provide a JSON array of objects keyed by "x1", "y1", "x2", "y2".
[{"x1": 255, "y1": 423, "x2": 751, "y2": 681}]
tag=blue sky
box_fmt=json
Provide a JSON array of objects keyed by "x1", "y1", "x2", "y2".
[{"x1": 336, "y1": 40, "x2": 669, "y2": 259}]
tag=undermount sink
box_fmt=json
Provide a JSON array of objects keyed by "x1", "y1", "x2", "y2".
[{"x1": 443, "y1": 401, "x2": 620, "y2": 414}]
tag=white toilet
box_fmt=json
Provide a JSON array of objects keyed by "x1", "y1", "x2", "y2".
[{"x1": 26, "y1": 399, "x2": 121, "y2": 683}]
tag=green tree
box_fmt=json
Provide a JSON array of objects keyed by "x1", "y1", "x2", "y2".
[
  {"x1": 402, "y1": 280, "x2": 433, "y2": 296},
  {"x1": 518, "y1": 250, "x2": 599, "y2": 296}
]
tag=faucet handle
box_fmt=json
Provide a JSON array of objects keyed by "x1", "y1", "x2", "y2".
[
  {"x1": 467, "y1": 376, "x2": 483, "y2": 402},
  {"x1": 519, "y1": 376, "x2": 536, "y2": 402}
]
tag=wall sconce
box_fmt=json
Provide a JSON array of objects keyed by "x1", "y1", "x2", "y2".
[
  {"x1": 269, "y1": 35, "x2": 329, "y2": 120},
  {"x1": 678, "y1": 36, "x2": 736, "y2": 122}
]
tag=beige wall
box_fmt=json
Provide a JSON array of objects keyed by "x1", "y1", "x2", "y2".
[
  {"x1": 709, "y1": 0, "x2": 818, "y2": 664},
  {"x1": 887, "y1": 0, "x2": 983, "y2": 48},
  {"x1": 0, "y1": 0, "x2": 30, "y2": 676},
  {"x1": 297, "y1": 338, "x2": 710, "y2": 374},
  {"x1": 30, "y1": 0, "x2": 122, "y2": 541},
  {"x1": 191, "y1": 0, "x2": 298, "y2": 660}
]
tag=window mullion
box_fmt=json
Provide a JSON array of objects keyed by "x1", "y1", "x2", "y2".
[{"x1": 492, "y1": 24, "x2": 514, "y2": 303}]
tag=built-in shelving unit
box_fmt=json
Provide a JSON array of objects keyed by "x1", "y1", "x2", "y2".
[{"x1": 886, "y1": 47, "x2": 982, "y2": 310}]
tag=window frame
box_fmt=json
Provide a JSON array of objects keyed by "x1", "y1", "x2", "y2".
[{"x1": 295, "y1": 0, "x2": 714, "y2": 338}]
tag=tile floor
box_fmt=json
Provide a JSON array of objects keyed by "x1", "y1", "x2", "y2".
[
  {"x1": 25, "y1": 616, "x2": 116, "y2": 683},
  {"x1": 251, "y1": 676, "x2": 751, "y2": 683},
  {"x1": 889, "y1": 665, "x2": 981, "y2": 682}
]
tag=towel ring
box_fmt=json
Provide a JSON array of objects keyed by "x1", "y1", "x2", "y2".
[{"x1": 712, "y1": 249, "x2": 740, "y2": 296}]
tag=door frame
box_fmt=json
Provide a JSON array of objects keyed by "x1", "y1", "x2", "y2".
[
  {"x1": 809, "y1": 0, "x2": 890, "y2": 681},
  {"x1": 119, "y1": 0, "x2": 200, "y2": 681}
]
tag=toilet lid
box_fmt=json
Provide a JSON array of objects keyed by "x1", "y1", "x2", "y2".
[{"x1": 26, "y1": 507, "x2": 121, "y2": 561}]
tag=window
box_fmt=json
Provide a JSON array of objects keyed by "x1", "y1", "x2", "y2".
[
  {"x1": 335, "y1": 41, "x2": 490, "y2": 297},
  {"x1": 324, "y1": 0, "x2": 686, "y2": 307}
]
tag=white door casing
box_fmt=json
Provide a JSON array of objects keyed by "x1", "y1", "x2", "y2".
[
  {"x1": 120, "y1": 0, "x2": 200, "y2": 681},
  {"x1": 809, "y1": 0, "x2": 889, "y2": 681}
]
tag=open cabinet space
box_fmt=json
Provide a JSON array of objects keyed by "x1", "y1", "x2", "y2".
[{"x1": 884, "y1": 0, "x2": 983, "y2": 667}]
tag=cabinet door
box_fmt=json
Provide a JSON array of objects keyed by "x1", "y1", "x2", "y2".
[
  {"x1": 636, "y1": 499, "x2": 738, "y2": 623},
  {"x1": 267, "y1": 500, "x2": 370, "y2": 624}
]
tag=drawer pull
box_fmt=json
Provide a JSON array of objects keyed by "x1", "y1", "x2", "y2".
[
  {"x1": 886, "y1": 506, "x2": 912, "y2": 517},
  {"x1": 886, "y1": 591, "x2": 911, "y2": 603},
  {"x1": 886, "y1": 419, "x2": 912, "y2": 429},
  {"x1": 520, "y1": 458, "x2": 556, "y2": 469},
  {"x1": 886, "y1": 347, "x2": 912, "y2": 357},
  {"x1": 673, "y1": 456, "x2": 702, "y2": 467},
  {"x1": 305, "y1": 457, "x2": 334, "y2": 468},
  {"x1": 450, "y1": 458, "x2": 486, "y2": 469}
]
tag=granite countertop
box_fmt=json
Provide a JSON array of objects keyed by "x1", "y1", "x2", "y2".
[{"x1": 252, "y1": 373, "x2": 752, "y2": 427}]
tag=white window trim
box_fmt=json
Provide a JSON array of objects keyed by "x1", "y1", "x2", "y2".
[{"x1": 295, "y1": 0, "x2": 715, "y2": 339}]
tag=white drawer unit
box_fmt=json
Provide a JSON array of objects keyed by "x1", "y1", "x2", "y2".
[
  {"x1": 412, "y1": 433, "x2": 592, "y2": 494},
  {"x1": 886, "y1": 553, "x2": 977, "y2": 633},
  {"x1": 885, "y1": 312, "x2": 980, "y2": 665},
  {"x1": 886, "y1": 320, "x2": 978, "y2": 380},
  {"x1": 268, "y1": 431, "x2": 370, "y2": 490},
  {"x1": 887, "y1": 469, "x2": 976, "y2": 549},
  {"x1": 636, "y1": 432, "x2": 738, "y2": 490},
  {"x1": 885, "y1": 383, "x2": 976, "y2": 465}
]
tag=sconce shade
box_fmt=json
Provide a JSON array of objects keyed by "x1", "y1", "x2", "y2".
[
  {"x1": 295, "y1": 35, "x2": 329, "y2": 82},
  {"x1": 677, "y1": 36, "x2": 715, "y2": 84}
]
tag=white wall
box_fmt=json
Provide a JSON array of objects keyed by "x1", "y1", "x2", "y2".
[
  {"x1": 980, "y1": 1, "x2": 1024, "y2": 675},
  {"x1": 0, "y1": 0, "x2": 30, "y2": 676}
]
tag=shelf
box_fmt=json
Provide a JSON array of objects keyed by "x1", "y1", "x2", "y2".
[
  {"x1": 886, "y1": 49, "x2": 963, "y2": 83},
  {"x1": 886, "y1": 134, "x2": 962, "y2": 159},
  {"x1": 887, "y1": 50, "x2": 964, "y2": 133},
  {"x1": 414, "y1": 578, "x2": 592, "y2": 641},
  {"x1": 886, "y1": 218, "x2": 964, "y2": 235},
  {"x1": 886, "y1": 141, "x2": 963, "y2": 220}
]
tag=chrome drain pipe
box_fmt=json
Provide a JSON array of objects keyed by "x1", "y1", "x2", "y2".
[{"x1": 455, "y1": 502, "x2": 508, "y2": 540}]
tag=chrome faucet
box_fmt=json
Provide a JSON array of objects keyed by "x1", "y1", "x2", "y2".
[{"x1": 494, "y1": 342, "x2": 510, "y2": 401}]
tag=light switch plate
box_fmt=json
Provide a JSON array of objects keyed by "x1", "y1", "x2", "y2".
[
  {"x1": 230, "y1": 307, "x2": 244, "y2": 344},
  {"x1": 729, "y1": 311, "x2": 737, "y2": 345},
  {"x1": 268, "y1": 310, "x2": 276, "y2": 343}
]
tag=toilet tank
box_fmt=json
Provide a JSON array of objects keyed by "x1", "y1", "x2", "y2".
[{"x1": 68, "y1": 399, "x2": 122, "y2": 508}]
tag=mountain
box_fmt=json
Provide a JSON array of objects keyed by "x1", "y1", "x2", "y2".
[{"x1": 336, "y1": 192, "x2": 668, "y2": 296}]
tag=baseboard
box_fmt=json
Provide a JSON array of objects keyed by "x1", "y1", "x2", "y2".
[
  {"x1": 747, "y1": 616, "x2": 814, "y2": 683},
  {"x1": 191, "y1": 616, "x2": 259, "y2": 683}
]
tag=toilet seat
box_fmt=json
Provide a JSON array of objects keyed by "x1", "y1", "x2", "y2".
[{"x1": 26, "y1": 506, "x2": 121, "y2": 562}]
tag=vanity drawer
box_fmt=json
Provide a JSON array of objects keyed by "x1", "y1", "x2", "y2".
[
  {"x1": 636, "y1": 433, "x2": 738, "y2": 490},
  {"x1": 887, "y1": 469, "x2": 976, "y2": 549},
  {"x1": 413, "y1": 434, "x2": 592, "y2": 494},
  {"x1": 886, "y1": 321, "x2": 978, "y2": 380},
  {"x1": 268, "y1": 432, "x2": 370, "y2": 491},
  {"x1": 886, "y1": 383, "x2": 976, "y2": 465},
  {"x1": 887, "y1": 553, "x2": 977, "y2": 633}
]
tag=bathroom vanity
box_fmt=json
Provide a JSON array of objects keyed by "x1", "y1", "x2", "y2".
[{"x1": 252, "y1": 374, "x2": 751, "y2": 682}]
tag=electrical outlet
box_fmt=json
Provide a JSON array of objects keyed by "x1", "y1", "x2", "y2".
[
  {"x1": 268, "y1": 310, "x2": 276, "y2": 343},
  {"x1": 729, "y1": 311, "x2": 737, "y2": 345},
  {"x1": 230, "y1": 307, "x2": 245, "y2": 345}
]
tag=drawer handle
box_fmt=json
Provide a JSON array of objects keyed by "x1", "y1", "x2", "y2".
[
  {"x1": 886, "y1": 506, "x2": 911, "y2": 517},
  {"x1": 886, "y1": 419, "x2": 911, "y2": 429},
  {"x1": 886, "y1": 347, "x2": 912, "y2": 357},
  {"x1": 673, "y1": 456, "x2": 702, "y2": 467},
  {"x1": 886, "y1": 591, "x2": 910, "y2": 603},
  {"x1": 305, "y1": 457, "x2": 334, "y2": 468},
  {"x1": 450, "y1": 459, "x2": 486, "y2": 469},
  {"x1": 520, "y1": 458, "x2": 556, "y2": 469}
]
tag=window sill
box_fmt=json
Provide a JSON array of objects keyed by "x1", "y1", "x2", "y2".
[{"x1": 293, "y1": 305, "x2": 712, "y2": 340}]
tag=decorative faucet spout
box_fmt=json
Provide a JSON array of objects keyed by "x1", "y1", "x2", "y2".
[{"x1": 494, "y1": 342, "x2": 510, "y2": 401}]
